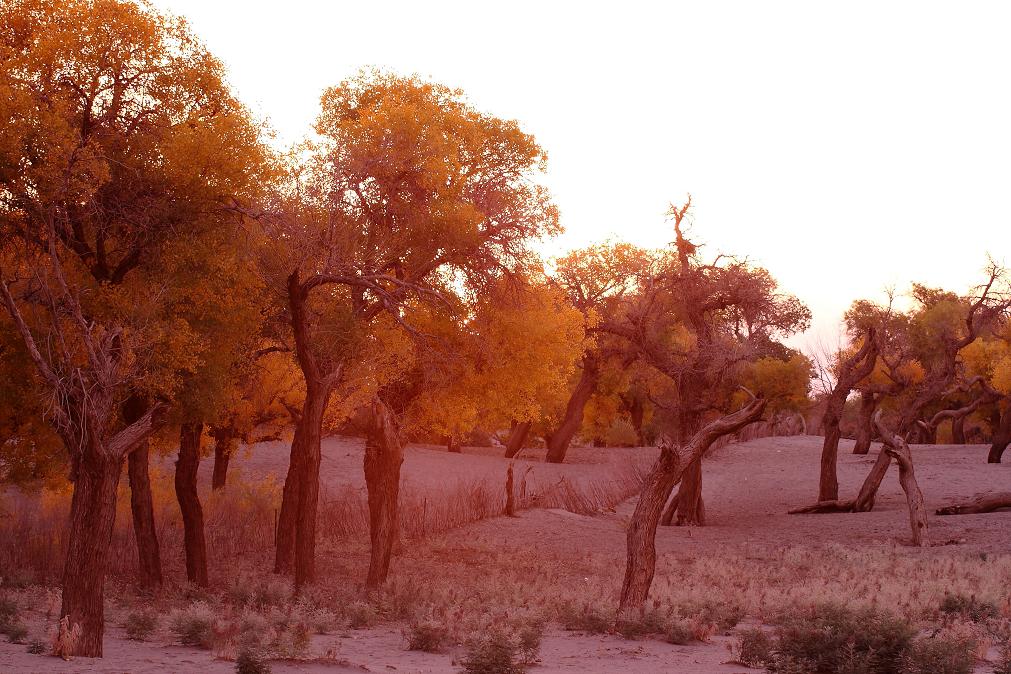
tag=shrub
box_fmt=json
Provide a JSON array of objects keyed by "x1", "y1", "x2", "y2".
[
  {"x1": 993, "y1": 641, "x2": 1011, "y2": 674},
  {"x1": 769, "y1": 603, "x2": 915, "y2": 673},
  {"x1": 734, "y1": 627, "x2": 773, "y2": 667},
  {"x1": 0, "y1": 597, "x2": 17, "y2": 628},
  {"x1": 459, "y1": 629, "x2": 526, "y2": 674},
  {"x1": 939, "y1": 594, "x2": 1000, "y2": 624},
  {"x1": 235, "y1": 648, "x2": 272, "y2": 674},
  {"x1": 125, "y1": 609, "x2": 159, "y2": 641},
  {"x1": 615, "y1": 607, "x2": 666, "y2": 640},
  {"x1": 344, "y1": 600, "x2": 379, "y2": 629},
  {"x1": 407, "y1": 617, "x2": 449, "y2": 653},
  {"x1": 898, "y1": 635, "x2": 975, "y2": 674},
  {"x1": 663, "y1": 618, "x2": 695, "y2": 645},
  {"x1": 4, "y1": 620, "x2": 28, "y2": 643},
  {"x1": 170, "y1": 602, "x2": 217, "y2": 649},
  {"x1": 267, "y1": 620, "x2": 310, "y2": 659},
  {"x1": 26, "y1": 638, "x2": 46, "y2": 655},
  {"x1": 514, "y1": 619, "x2": 543, "y2": 665},
  {"x1": 558, "y1": 602, "x2": 611, "y2": 634}
]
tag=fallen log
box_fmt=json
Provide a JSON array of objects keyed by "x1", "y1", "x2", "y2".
[{"x1": 935, "y1": 492, "x2": 1011, "y2": 515}]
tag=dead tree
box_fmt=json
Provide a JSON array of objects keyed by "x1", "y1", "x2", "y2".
[
  {"x1": 818, "y1": 330, "x2": 878, "y2": 500},
  {"x1": 936, "y1": 492, "x2": 1011, "y2": 515},
  {"x1": 874, "y1": 412, "x2": 928, "y2": 546},
  {"x1": 617, "y1": 394, "x2": 766, "y2": 621}
]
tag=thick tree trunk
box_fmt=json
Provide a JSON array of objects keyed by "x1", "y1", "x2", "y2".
[
  {"x1": 211, "y1": 427, "x2": 235, "y2": 490},
  {"x1": 175, "y1": 423, "x2": 208, "y2": 587},
  {"x1": 545, "y1": 355, "x2": 599, "y2": 463},
  {"x1": 987, "y1": 406, "x2": 1010, "y2": 463},
  {"x1": 127, "y1": 444, "x2": 162, "y2": 590},
  {"x1": 503, "y1": 421, "x2": 531, "y2": 459},
  {"x1": 274, "y1": 421, "x2": 304, "y2": 575},
  {"x1": 852, "y1": 392, "x2": 876, "y2": 455},
  {"x1": 122, "y1": 396, "x2": 161, "y2": 590},
  {"x1": 819, "y1": 404, "x2": 843, "y2": 501},
  {"x1": 364, "y1": 399, "x2": 403, "y2": 591},
  {"x1": 852, "y1": 448, "x2": 891, "y2": 512},
  {"x1": 292, "y1": 384, "x2": 331, "y2": 591},
  {"x1": 936, "y1": 492, "x2": 1011, "y2": 515},
  {"x1": 951, "y1": 414, "x2": 966, "y2": 444},
  {"x1": 674, "y1": 460, "x2": 705, "y2": 526},
  {"x1": 628, "y1": 396, "x2": 645, "y2": 446},
  {"x1": 61, "y1": 452, "x2": 123, "y2": 657}
]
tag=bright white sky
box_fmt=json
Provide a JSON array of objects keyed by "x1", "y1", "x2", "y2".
[{"x1": 153, "y1": 0, "x2": 1011, "y2": 352}]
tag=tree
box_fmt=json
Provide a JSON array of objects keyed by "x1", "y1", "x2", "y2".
[
  {"x1": 266, "y1": 72, "x2": 558, "y2": 590},
  {"x1": 0, "y1": 0, "x2": 267, "y2": 653}
]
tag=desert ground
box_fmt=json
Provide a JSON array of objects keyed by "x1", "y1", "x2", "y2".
[{"x1": 1, "y1": 435, "x2": 1008, "y2": 673}]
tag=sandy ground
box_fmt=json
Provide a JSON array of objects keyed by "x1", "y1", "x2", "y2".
[{"x1": 2, "y1": 435, "x2": 1008, "y2": 673}]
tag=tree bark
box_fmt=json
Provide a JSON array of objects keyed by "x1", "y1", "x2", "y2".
[
  {"x1": 292, "y1": 383, "x2": 331, "y2": 591},
  {"x1": 987, "y1": 405, "x2": 1010, "y2": 463},
  {"x1": 819, "y1": 402, "x2": 844, "y2": 501},
  {"x1": 617, "y1": 396, "x2": 766, "y2": 620},
  {"x1": 877, "y1": 426, "x2": 928, "y2": 546},
  {"x1": 274, "y1": 421, "x2": 304, "y2": 575},
  {"x1": 936, "y1": 492, "x2": 1011, "y2": 515},
  {"x1": 503, "y1": 420, "x2": 531, "y2": 459},
  {"x1": 176, "y1": 422, "x2": 208, "y2": 586},
  {"x1": 446, "y1": 435, "x2": 461, "y2": 453},
  {"x1": 951, "y1": 414, "x2": 966, "y2": 444},
  {"x1": 211, "y1": 427, "x2": 235, "y2": 490},
  {"x1": 545, "y1": 355, "x2": 599, "y2": 463},
  {"x1": 364, "y1": 399, "x2": 403, "y2": 591},
  {"x1": 122, "y1": 396, "x2": 162, "y2": 590},
  {"x1": 60, "y1": 453, "x2": 123, "y2": 657},
  {"x1": 852, "y1": 392, "x2": 876, "y2": 455},
  {"x1": 852, "y1": 448, "x2": 891, "y2": 512},
  {"x1": 504, "y1": 463, "x2": 516, "y2": 517},
  {"x1": 127, "y1": 444, "x2": 162, "y2": 590},
  {"x1": 659, "y1": 490, "x2": 680, "y2": 526},
  {"x1": 674, "y1": 460, "x2": 705, "y2": 526}
]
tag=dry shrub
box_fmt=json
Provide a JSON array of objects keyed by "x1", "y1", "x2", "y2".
[{"x1": 51, "y1": 615, "x2": 80, "y2": 660}]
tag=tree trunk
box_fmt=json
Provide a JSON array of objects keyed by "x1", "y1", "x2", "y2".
[
  {"x1": 987, "y1": 405, "x2": 1010, "y2": 463},
  {"x1": 504, "y1": 463, "x2": 516, "y2": 517},
  {"x1": 885, "y1": 440, "x2": 928, "y2": 546},
  {"x1": 819, "y1": 404, "x2": 843, "y2": 501},
  {"x1": 545, "y1": 355, "x2": 599, "y2": 463},
  {"x1": 211, "y1": 427, "x2": 235, "y2": 490},
  {"x1": 852, "y1": 445, "x2": 892, "y2": 512},
  {"x1": 951, "y1": 413, "x2": 966, "y2": 444},
  {"x1": 659, "y1": 490, "x2": 680, "y2": 526},
  {"x1": 936, "y1": 492, "x2": 1011, "y2": 515},
  {"x1": 364, "y1": 399, "x2": 403, "y2": 591},
  {"x1": 176, "y1": 423, "x2": 208, "y2": 586},
  {"x1": 852, "y1": 392, "x2": 876, "y2": 455},
  {"x1": 127, "y1": 443, "x2": 162, "y2": 590},
  {"x1": 292, "y1": 383, "x2": 331, "y2": 591},
  {"x1": 446, "y1": 435, "x2": 461, "y2": 453},
  {"x1": 503, "y1": 420, "x2": 531, "y2": 459},
  {"x1": 61, "y1": 452, "x2": 122, "y2": 657},
  {"x1": 628, "y1": 396, "x2": 645, "y2": 446},
  {"x1": 674, "y1": 460, "x2": 705, "y2": 526},
  {"x1": 274, "y1": 421, "x2": 304, "y2": 575},
  {"x1": 122, "y1": 395, "x2": 162, "y2": 591}
]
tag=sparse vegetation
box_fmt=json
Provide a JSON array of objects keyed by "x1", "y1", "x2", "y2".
[{"x1": 124, "y1": 609, "x2": 159, "y2": 641}]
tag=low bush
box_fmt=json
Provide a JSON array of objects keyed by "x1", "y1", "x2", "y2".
[
  {"x1": 734, "y1": 627, "x2": 774, "y2": 667},
  {"x1": 407, "y1": 617, "x2": 449, "y2": 653},
  {"x1": 459, "y1": 628, "x2": 527, "y2": 674},
  {"x1": 124, "y1": 609, "x2": 159, "y2": 641},
  {"x1": 235, "y1": 648, "x2": 272, "y2": 674},
  {"x1": 170, "y1": 602, "x2": 218, "y2": 649},
  {"x1": 939, "y1": 594, "x2": 1000, "y2": 624},
  {"x1": 898, "y1": 634, "x2": 975, "y2": 674}
]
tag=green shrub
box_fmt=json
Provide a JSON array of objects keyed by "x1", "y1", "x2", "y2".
[
  {"x1": 898, "y1": 635, "x2": 975, "y2": 674},
  {"x1": 407, "y1": 618, "x2": 449, "y2": 653},
  {"x1": 459, "y1": 629, "x2": 526, "y2": 674},
  {"x1": 769, "y1": 603, "x2": 915, "y2": 673},
  {"x1": 735, "y1": 627, "x2": 773, "y2": 667},
  {"x1": 125, "y1": 609, "x2": 159, "y2": 641},
  {"x1": 939, "y1": 594, "x2": 999, "y2": 624},
  {"x1": 235, "y1": 648, "x2": 272, "y2": 674}
]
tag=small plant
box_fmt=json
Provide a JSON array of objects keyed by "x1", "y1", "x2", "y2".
[
  {"x1": 124, "y1": 609, "x2": 159, "y2": 641},
  {"x1": 899, "y1": 635, "x2": 975, "y2": 674},
  {"x1": 558, "y1": 602, "x2": 611, "y2": 634},
  {"x1": 170, "y1": 601, "x2": 217, "y2": 649},
  {"x1": 26, "y1": 638, "x2": 46, "y2": 655},
  {"x1": 663, "y1": 618, "x2": 695, "y2": 645},
  {"x1": 4, "y1": 620, "x2": 28, "y2": 643},
  {"x1": 615, "y1": 607, "x2": 666, "y2": 640},
  {"x1": 344, "y1": 599, "x2": 379, "y2": 629},
  {"x1": 734, "y1": 627, "x2": 773, "y2": 667},
  {"x1": 940, "y1": 594, "x2": 1000, "y2": 624},
  {"x1": 0, "y1": 596, "x2": 18, "y2": 628},
  {"x1": 407, "y1": 617, "x2": 449, "y2": 653},
  {"x1": 459, "y1": 629, "x2": 526, "y2": 674},
  {"x1": 235, "y1": 648, "x2": 272, "y2": 674},
  {"x1": 514, "y1": 619, "x2": 543, "y2": 665},
  {"x1": 267, "y1": 620, "x2": 310, "y2": 659}
]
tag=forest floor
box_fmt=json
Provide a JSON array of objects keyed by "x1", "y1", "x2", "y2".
[{"x1": 1, "y1": 435, "x2": 1009, "y2": 673}]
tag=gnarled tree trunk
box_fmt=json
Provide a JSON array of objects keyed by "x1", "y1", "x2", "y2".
[
  {"x1": 951, "y1": 414, "x2": 966, "y2": 444},
  {"x1": 988, "y1": 404, "x2": 1010, "y2": 463},
  {"x1": 852, "y1": 391, "x2": 876, "y2": 455},
  {"x1": 674, "y1": 460, "x2": 705, "y2": 526},
  {"x1": 874, "y1": 414, "x2": 928, "y2": 546},
  {"x1": 503, "y1": 420, "x2": 531, "y2": 459},
  {"x1": 936, "y1": 492, "x2": 1011, "y2": 515},
  {"x1": 545, "y1": 355, "x2": 599, "y2": 463},
  {"x1": 364, "y1": 399, "x2": 404, "y2": 591},
  {"x1": 176, "y1": 422, "x2": 208, "y2": 586},
  {"x1": 211, "y1": 427, "x2": 236, "y2": 490}
]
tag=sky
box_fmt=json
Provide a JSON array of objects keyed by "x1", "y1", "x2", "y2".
[{"x1": 152, "y1": 0, "x2": 1011, "y2": 352}]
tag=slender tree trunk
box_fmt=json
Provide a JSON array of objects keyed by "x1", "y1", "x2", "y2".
[
  {"x1": 175, "y1": 422, "x2": 208, "y2": 586},
  {"x1": 628, "y1": 396, "x2": 645, "y2": 446},
  {"x1": 122, "y1": 396, "x2": 161, "y2": 590},
  {"x1": 61, "y1": 452, "x2": 122, "y2": 657},
  {"x1": 211, "y1": 428, "x2": 235, "y2": 490},
  {"x1": 659, "y1": 490, "x2": 680, "y2": 526},
  {"x1": 127, "y1": 443, "x2": 162, "y2": 590},
  {"x1": 364, "y1": 400, "x2": 403, "y2": 591},
  {"x1": 504, "y1": 463, "x2": 516, "y2": 517},
  {"x1": 674, "y1": 460, "x2": 705, "y2": 526},
  {"x1": 819, "y1": 405, "x2": 843, "y2": 501},
  {"x1": 987, "y1": 405, "x2": 1010, "y2": 464},
  {"x1": 503, "y1": 420, "x2": 531, "y2": 459},
  {"x1": 852, "y1": 448, "x2": 891, "y2": 512},
  {"x1": 545, "y1": 355, "x2": 599, "y2": 463},
  {"x1": 951, "y1": 413, "x2": 966, "y2": 444},
  {"x1": 617, "y1": 444, "x2": 681, "y2": 622},
  {"x1": 274, "y1": 421, "x2": 304, "y2": 575},
  {"x1": 887, "y1": 441, "x2": 928, "y2": 546},
  {"x1": 852, "y1": 392, "x2": 876, "y2": 455},
  {"x1": 292, "y1": 383, "x2": 331, "y2": 591}
]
